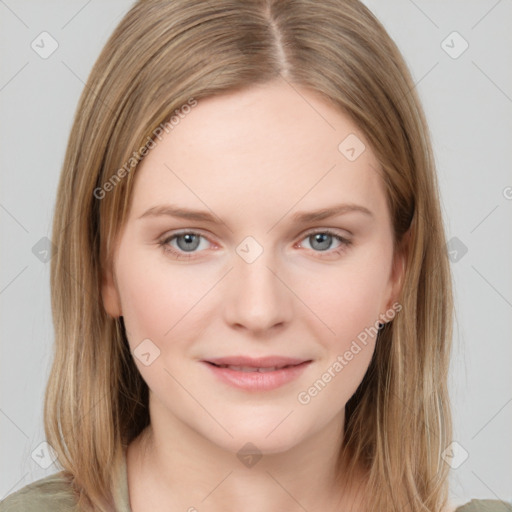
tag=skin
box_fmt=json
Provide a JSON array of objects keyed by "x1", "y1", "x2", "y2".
[{"x1": 102, "y1": 79, "x2": 407, "y2": 511}]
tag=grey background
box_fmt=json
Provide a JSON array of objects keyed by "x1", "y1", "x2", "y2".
[{"x1": 1, "y1": 0, "x2": 511, "y2": 506}]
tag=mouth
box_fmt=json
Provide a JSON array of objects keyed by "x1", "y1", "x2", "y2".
[
  {"x1": 201, "y1": 356, "x2": 312, "y2": 391},
  {"x1": 203, "y1": 355, "x2": 310, "y2": 367},
  {"x1": 205, "y1": 362, "x2": 305, "y2": 372}
]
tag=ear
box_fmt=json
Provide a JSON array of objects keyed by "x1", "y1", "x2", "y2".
[
  {"x1": 383, "y1": 230, "x2": 410, "y2": 312},
  {"x1": 101, "y1": 261, "x2": 122, "y2": 318}
]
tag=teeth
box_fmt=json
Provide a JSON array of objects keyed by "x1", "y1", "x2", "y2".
[
  {"x1": 217, "y1": 364, "x2": 284, "y2": 372},
  {"x1": 257, "y1": 366, "x2": 278, "y2": 373}
]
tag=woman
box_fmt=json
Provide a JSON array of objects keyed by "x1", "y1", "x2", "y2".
[{"x1": 1, "y1": 0, "x2": 509, "y2": 511}]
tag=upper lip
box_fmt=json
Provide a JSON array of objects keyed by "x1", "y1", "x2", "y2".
[{"x1": 203, "y1": 356, "x2": 311, "y2": 369}]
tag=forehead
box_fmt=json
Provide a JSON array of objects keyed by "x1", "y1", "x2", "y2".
[{"x1": 129, "y1": 81, "x2": 387, "y2": 223}]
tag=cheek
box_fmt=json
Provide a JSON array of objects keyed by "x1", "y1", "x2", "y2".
[
  {"x1": 298, "y1": 253, "x2": 391, "y2": 347},
  {"x1": 114, "y1": 252, "x2": 209, "y2": 394},
  {"x1": 294, "y1": 265, "x2": 385, "y2": 412},
  {"x1": 114, "y1": 245, "x2": 201, "y2": 346}
]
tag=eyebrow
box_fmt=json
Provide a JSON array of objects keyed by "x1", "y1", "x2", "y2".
[{"x1": 137, "y1": 203, "x2": 373, "y2": 224}]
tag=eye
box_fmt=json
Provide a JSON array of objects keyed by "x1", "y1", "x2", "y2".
[
  {"x1": 298, "y1": 229, "x2": 352, "y2": 257},
  {"x1": 158, "y1": 231, "x2": 213, "y2": 259},
  {"x1": 158, "y1": 228, "x2": 352, "y2": 261}
]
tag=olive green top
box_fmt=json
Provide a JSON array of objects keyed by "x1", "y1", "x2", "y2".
[{"x1": 1, "y1": 450, "x2": 511, "y2": 512}]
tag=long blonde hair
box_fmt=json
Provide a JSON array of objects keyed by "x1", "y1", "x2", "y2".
[{"x1": 45, "y1": 0, "x2": 453, "y2": 510}]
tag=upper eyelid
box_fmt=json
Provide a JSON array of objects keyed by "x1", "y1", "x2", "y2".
[
  {"x1": 162, "y1": 228, "x2": 351, "y2": 248},
  {"x1": 301, "y1": 227, "x2": 351, "y2": 238}
]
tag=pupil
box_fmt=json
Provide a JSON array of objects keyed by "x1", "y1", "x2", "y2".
[
  {"x1": 312, "y1": 233, "x2": 331, "y2": 251},
  {"x1": 177, "y1": 234, "x2": 200, "y2": 252}
]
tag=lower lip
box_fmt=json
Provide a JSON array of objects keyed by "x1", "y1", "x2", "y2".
[{"x1": 202, "y1": 361, "x2": 311, "y2": 391}]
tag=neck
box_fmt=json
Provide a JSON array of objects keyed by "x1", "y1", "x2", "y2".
[{"x1": 127, "y1": 395, "x2": 366, "y2": 512}]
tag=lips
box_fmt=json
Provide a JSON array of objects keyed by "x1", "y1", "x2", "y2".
[
  {"x1": 211, "y1": 365, "x2": 291, "y2": 373},
  {"x1": 203, "y1": 355, "x2": 310, "y2": 371},
  {"x1": 201, "y1": 356, "x2": 312, "y2": 391}
]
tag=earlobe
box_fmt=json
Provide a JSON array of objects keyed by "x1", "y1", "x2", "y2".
[
  {"x1": 387, "y1": 233, "x2": 409, "y2": 309},
  {"x1": 101, "y1": 265, "x2": 122, "y2": 318},
  {"x1": 391, "y1": 251, "x2": 406, "y2": 306},
  {"x1": 381, "y1": 238, "x2": 408, "y2": 318}
]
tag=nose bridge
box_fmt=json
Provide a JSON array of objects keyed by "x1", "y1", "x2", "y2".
[{"x1": 223, "y1": 238, "x2": 292, "y2": 331}]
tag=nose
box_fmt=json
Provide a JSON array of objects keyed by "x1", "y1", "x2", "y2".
[{"x1": 222, "y1": 247, "x2": 293, "y2": 334}]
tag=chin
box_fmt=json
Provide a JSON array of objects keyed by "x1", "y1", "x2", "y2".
[
  {"x1": 223, "y1": 432, "x2": 304, "y2": 458},
  {"x1": 206, "y1": 413, "x2": 310, "y2": 456}
]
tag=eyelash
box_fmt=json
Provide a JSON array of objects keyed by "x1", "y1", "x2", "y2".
[{"x1": 158, "y1": 229, "x2": 352, "y2": 260}]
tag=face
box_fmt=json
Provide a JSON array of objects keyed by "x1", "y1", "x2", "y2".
[{"x1": 102, "y1": 80, "x2": 404, "y2": 455}]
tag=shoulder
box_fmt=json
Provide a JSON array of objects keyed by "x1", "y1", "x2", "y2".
[
  {"x1": 455, "y1": 499, "x2": 512, "y2": 512},
  {"x1": 0, "y1": 471, "x2": 78, "y2": 512}
]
